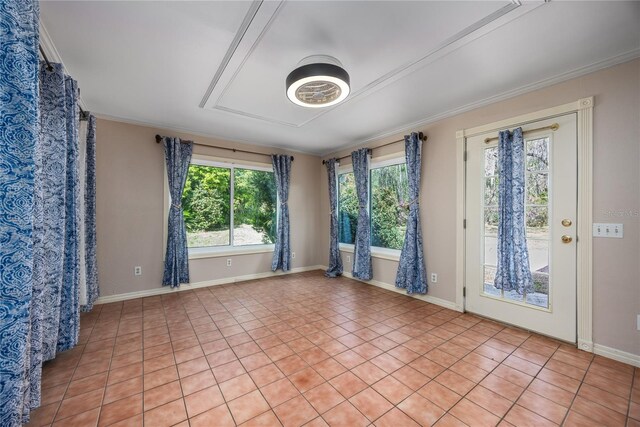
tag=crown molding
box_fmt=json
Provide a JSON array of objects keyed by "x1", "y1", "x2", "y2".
[
  {"x1": 39, "y1": 22, "x2": 64, "y2": 65},
  {"x1": 39, "y1": 21, "x2": 89, "y2": 111},
  {"x1": 41, "y1": 5, "x2": 638, "y2": 158},
  {"x1": 320, "y1": 48, "x2": 640, "y2": 157},
  {"x1": 92, "y1": 112, "x2": 323, "y2": 157}
]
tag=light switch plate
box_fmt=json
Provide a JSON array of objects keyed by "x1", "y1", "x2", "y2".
[{"x1": 592, "y1": 223, "x2": 623, "y2": 238}]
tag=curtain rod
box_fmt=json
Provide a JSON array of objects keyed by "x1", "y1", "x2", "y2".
[
  {"x1": 322, "y1": 132, "x2": 427, "y2": 164},
  {"x1": 39, "y1": 45, "x2": 89, "y2": 122},
  {"x1": 484, "y1": 123, "x2": 559, "y2": 144},
  {"x1": 155, "y1": 135, "x2": 294, "y2": 161}
]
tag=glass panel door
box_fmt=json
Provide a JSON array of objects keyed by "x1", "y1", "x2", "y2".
[{"x1": 481, "y1": 138, "x2": 551, "y2": 309}]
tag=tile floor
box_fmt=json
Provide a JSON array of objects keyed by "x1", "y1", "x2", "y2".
[{"x1": 26, "y1": 270, "x2": 639, "y2": 427}]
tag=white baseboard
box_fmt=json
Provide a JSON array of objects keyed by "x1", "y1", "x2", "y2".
[
  {"x1": 326, "y1": 267, "x2": 461, "y2": 312},
  {"x1": 593, "y1": 343, "x2": 640, "y2": 368},
  {"x1": 95, "y1": 265, "x2": 325, "y2": 305},
  {"x1": 339, "y1": 271, "x2": 640, "y2": 368},
  {"x1": 96, "y1": 265, "x2": 639, "y2": 368}
]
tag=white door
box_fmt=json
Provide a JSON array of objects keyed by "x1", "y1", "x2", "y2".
[{"x1": 465, "y1": 113, "x2": 577, "y2": 342}]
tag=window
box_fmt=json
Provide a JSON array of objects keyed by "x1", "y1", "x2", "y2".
[
  {"x1": 183, "y1": 164, "x2": 231, "y2": 247},
  {"x1": 370, "y1": 163, "x2": 409, "y2": 250},
  {"x1": 482, "y1": 138, "x2": 550, "y2": 308},
  {"x1": 337, "y1": 158, "x2": 408, "y2": 251},
  {"x1": 180, "y1": 159, "x2": 277, "y2": 250},
  {"x1": 233, "y1": 168, "x2": 277, "y2": 245},
  {"x1": 338, "y1": 172, "x2": 357, "y2": 244}
]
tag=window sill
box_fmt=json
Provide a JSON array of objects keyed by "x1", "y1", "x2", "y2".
[
  {"x1": 188, "y1": 245, "x2": 274, "y2": 260},
  {"x1": 338, "y1": 244, "x2": 401, "y2": 262}
]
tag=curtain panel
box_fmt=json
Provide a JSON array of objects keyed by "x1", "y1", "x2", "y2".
[
  {"x1": 271, "y1": 154, "x2": 292, "y2": 271},
  {"x1": 395, "y1": 133, "x2": 428, "y2": 294},
  {"x1": 77, "y1": 119, "x2": 88, "y2": 308},
  {"x1": 82, "y1": 114, "x2": 99, "y2": 310},
  {"x1": 162, "y1": 137, "x2": 193, "y2": 287},
  {"x1": 351, "y1": 148, "x2": 372, "y2": 280},
  {"x1": 29, "y1": 61, "x2": 83, "y2": 417},
  {"x1": 494, "y1": 128, "x2": 533, "y2": 293},
  {"x1": 325, "y1": 158, "x2": 343, "y2": 277},
  {"x1": 57, "y1": 74, "x2": 81, "y2": 352},
  {"x1": 0, "y1": 0, "x2": 39, "y2": 424}
]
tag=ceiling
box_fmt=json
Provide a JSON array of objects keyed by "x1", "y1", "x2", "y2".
[{"x1": 40, "y1": 1, "x2": 640, "y2": 155}]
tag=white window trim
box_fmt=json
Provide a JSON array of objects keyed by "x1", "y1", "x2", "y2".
[
  {"x1": 189, "y1": 244, "x2": 274, "y2": 260},
  {"x1": 336, "y1": 154, "x2": 406, "y2": 257},
  {"x1": 339, "y1": 243, "x2": 401, "y2": 262},
  {"x1": 369, "y1": 156, "x2": 406, "y2": 170},
  {"x1": 163, "y1": 153, "x2": 276, "y2": 260}
]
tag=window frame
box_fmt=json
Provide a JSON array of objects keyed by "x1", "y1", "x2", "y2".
[
  {"x1": 337, "y1": 154, "x2": 407, "y2": 261},
  {"x1": 163, "y1": 154, "x2": 276, "y2": 260}
]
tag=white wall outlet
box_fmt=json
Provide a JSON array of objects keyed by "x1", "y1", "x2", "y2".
[
  {"x1": 226, "y1": 259, "x2": 232, "y2": 267},
  {"x1": 593, "y1": 223, "x2": 623, "y2": 238},
  {"x1": 346, "y1": 255, "x2": 351, "y2": 263},
  {"x1": 637, "y1": 314, "x2": 640, "y2": 331},
  {"x1": 291, "y1": 252, "x2": 296, "y2": 259},
  {"x1": 134, "y1": 266, "x2": 142, "y2": 276},
  {"x1": 431, "y1": 273, "x2": 438, "y2": 283}
]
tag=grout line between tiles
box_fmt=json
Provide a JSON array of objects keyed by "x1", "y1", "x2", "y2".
[{"x1": 35, "y1": 271, "x2": 638, "y2": 427}]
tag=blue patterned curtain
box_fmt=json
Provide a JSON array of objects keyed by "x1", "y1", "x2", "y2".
[
  {"x1": 35, "y1": 64, "x2": 81, "y2": 364},
  {"x1": 325, "y1": 158, "x2": 343, "y2": 277},
  {"x1": 351, "y1": 148, "x2": 372, "y2": 280},
  {"x1": 271, "y1": 155, "x2": 292, "y2": 271},
  {"x1": 162, "y1": 137, "x2": 193, "y2": 287},
  {"x1": 58, "y1": 74, "x2": 81, "y2": 352},
  {"x1": 0, "y1": 1, "x2": 39, "y2": 425},
  {"x1": 81, "y1": 114, "x2": 99, "y2": 310},
  {"x1": 395, "y1": 133, "x2": 427, "y2": 294},
  {"x1": 494, "y1": 128, "x2": 533, "y2": 293}
]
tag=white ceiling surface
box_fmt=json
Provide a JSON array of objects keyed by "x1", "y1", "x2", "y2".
[{"x1": 40, "y1": 1, "x2": 640, "y2": 155}]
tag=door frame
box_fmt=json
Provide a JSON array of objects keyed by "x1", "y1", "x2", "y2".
[{"x1": 455, "y1": 97, "x2": 594, "y2": 351}]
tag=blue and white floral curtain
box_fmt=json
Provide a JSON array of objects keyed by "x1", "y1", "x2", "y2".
[
  {"x1": 58, "y1": 73, "x2": 81, "y2": 352},
  {"x1": 81, "y1": 114, "x2": 99, "y2": 310},
  {"x1": 325, "y1": 158, "x2": 343, "y2": 277},
  {"x1": 351, "y1": 148, "x2": 372, "y2": 280},
  {"x1": 271, "y1": 154, "x2": 292, "y2": 271},
  {"x1": 396, "y1": 133, "x2": 427, "y2": 294},
  {"x1": 494, "y1": 128, "x2": 533, "y2": 293},
  {"x1": 30, "y1": 60, "x2": 82, "y2": 413},
  {"x1": 0, "y1": 1, "x2": 40, "y2": 424},
  {"x1": 162, "y1": 137, "x2": 193, "y2": 287}
]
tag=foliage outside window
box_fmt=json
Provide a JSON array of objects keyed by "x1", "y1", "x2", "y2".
[
  {"x1": 482, "y1": 137, "x2": 551, "y2": 308},
  {"x1": 337, "y1": 160, "x2": 409, "y2": 250},
  {"x1": 370, "y1": 163, "x2": 409, "y2": 250},
  {"x1": 181, "y1": 162, "x2": 277, "y2": 248},
  {"x1": 338, "y1": 172, "x2": 357, "y2": 244}
]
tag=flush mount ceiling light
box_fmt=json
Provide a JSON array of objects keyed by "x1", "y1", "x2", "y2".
[{"x1": 286, "y1": 55, "x2": 350, "y2": 108}]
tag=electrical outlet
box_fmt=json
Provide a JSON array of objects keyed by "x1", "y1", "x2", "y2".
[
  {"x1": 637, "y1": 315, "x2": 640, "y2": 331},
  {"x1": 134, "y1": 266, "x2": 142, "y2": 276},
  {"x1": 347, "y1": 255, "x2": 351, "y2": 263},
  {"x1": 292, "y1": 252, "x2": 296, "y2": 259},
  {"x1": 226, "y1": 259, "x2": 232, "y2": 267},
  {"x1": 431, "y1": 273, "x2": 438, "y2": 283}
]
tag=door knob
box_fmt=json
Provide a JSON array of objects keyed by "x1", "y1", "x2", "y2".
[
  {"x1": 561, "y1": 235, "x2": 573, "y2": 243},
  {"x1": 561, "y1": 219, "x2": 572, "y2": 227}
]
